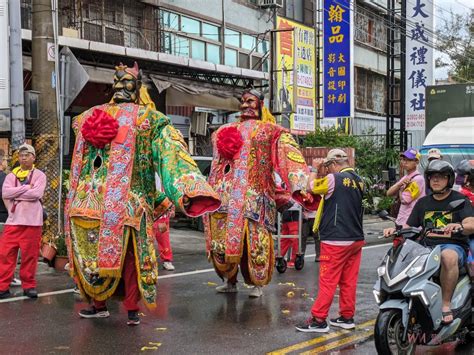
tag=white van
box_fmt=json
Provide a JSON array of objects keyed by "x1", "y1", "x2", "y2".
[{"x1": 419, "y1": 116, "x2": 474, "y2": 171}]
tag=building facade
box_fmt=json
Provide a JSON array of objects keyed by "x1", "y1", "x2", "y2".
[{"x1": 11, "y1": 0, "x2": 425, "y2": 161}]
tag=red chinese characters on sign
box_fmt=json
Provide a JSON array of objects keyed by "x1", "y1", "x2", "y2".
[{"x1": 279, "y1": 20, "x2": 294, "y2": 56}]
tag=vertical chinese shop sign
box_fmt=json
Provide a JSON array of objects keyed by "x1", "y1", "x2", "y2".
[
  {"x1": 276, "y1": 17, "x2": 316, "y2": 134},
  {"x1": 323, "y1": 0, "x2": 353, "y2": 119},
  {"x1": 406, "y1": 0, "x2": 434, "y2": 131}
]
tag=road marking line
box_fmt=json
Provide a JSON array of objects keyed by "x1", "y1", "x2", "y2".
[
  {"x1": 301, "y1": 329, "x2": 374, "y2": 354},
  {"x1": 0, "y1": 288, "x2": 75, "y2": 303},
  {"x1": 0, "y1": 243, "x2": 390, "y2": 303},
  {"x1": 157, "y1": 268, "x2": 215, "y2": 279},
  {"x1": 267, "y1": 319, "x2": 375, "y2": 355}
]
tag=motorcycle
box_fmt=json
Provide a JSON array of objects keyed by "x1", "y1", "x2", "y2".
[{"x1": 373, "y1": 199, "x2": 473, "y2": 354}]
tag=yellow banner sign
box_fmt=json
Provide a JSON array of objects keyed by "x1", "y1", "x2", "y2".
[{"x1": 276, "y1": 17, "x2": 316, "y2": 134}]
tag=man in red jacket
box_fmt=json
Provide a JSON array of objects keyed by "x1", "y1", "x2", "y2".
[{"x1": 0, "y1": 144, "x2": 46, "y2": 299}]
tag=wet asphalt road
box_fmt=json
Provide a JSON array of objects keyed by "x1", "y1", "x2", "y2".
[{"x1": 0, "y1": 231, "x2": 472, "y2": 354}]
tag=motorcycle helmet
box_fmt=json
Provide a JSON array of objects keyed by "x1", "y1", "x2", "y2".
[
  {"x1": 455, "y1": 159, "x2": 473, "y2": 176},
  {"x1": 425, "y1": 160, "x2": 455, "y2": 191}
]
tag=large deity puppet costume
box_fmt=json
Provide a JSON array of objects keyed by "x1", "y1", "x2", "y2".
[
  {"x1": 204, "y1": 89, "x2": 319, "y2": 297},
  {"x1": 65, "y1": 62, "x2": 220, "y2": 321}
]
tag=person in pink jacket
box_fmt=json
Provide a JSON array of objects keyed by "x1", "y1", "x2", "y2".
[
  {"x1": 387, "y1": 148, "x2": 425, "y2": 225},
  {"x1": 0, "y1": 144, "x2": 46, "y2": 299}
]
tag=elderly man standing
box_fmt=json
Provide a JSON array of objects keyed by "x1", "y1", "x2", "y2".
[
  {"x1": 387, "y1": 148, "x2": 425, "y2": 225},
  {"x1": 296, "y1": 149, "x2": 364, "y2": 333},
  {"x1": 0, "y1": 144, "x2": 46, "y2": 299}
]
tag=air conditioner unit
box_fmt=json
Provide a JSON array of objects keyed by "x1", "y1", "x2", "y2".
[{"x1": 258, "y1": 0, "x2": 283, "y2": 9}]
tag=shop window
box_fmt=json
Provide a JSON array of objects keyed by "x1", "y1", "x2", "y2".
[
  {"x1": 285, "y1": 0, "x2": 304, "y2": 23},
  {"x1": 239, "y1": 53, "x2": 250, "y2": 69},
  {"x1": 161, "y1": 11, "x2": 179, "y2": 30},
  {"x1": 203, "y1": 23, "x2": 220, "y2": 42},
  {"x1": 251, "y1": 56, "x2": 263, "y2": 71},
  {"x1": 106, "y1": 27, "x2": 124, "y2": 46},
  {"x1": 257, "y1": 40, "x2": 269, "y2": 54},
  {"x1": 84, "y1": 22, "x2": 103, "y2": 43},
  {"x1": 225, "y1": 28, "x2": 240, "y2": 47},
  {"x1": 163, "y1": 33, "x2": 189, "y2": 57},
  {"x1": 181, "y1": 16, "x2": 200, "y2": 36},
  {"x1": 225, "y1": 48, "x2": 238, "y2": 67},
  {"x1": 242, "y1": 34, "x2": 256, "y2": 51},
  {"x1": 191, "y1": 40, "x2": 206, "y2": 60},
  {"x1": 207, "y1": 44, "x2": 221, "y2": 64}
]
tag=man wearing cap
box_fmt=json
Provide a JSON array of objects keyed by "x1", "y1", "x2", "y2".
[
  {"x1": 386, "y1": 148, "x2": 425, "y2": 226},
  {"x1": 296, "y1": 149, "x2": 365, "y2": 333},
  {"x1": 427, "y1": 148, "x2": 442, "y2": 162},
  {"x1": 0, "y1": 144, "x2": 46, "y2": 299}
]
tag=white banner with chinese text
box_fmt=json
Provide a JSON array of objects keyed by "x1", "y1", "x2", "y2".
[{"x1": 405, "y1": 0, "x2": 435, "y2": 131}]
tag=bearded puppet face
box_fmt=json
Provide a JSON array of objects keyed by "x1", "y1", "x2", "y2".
[
  {"x1": 240, "y1": 91, "x2": 262, "y2": 120},
  {"x1": 112, "y1": 62, "x2": 142, "y2": 104}
]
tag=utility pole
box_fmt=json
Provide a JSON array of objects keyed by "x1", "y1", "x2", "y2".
[
  {"x1": 9, "y1": 0, "x2": 25, "y2": 149},
  {"x1": 32, "y1": 0, "x2": 60, "y2": 240}
]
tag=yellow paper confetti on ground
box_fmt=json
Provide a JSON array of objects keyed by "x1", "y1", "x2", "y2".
[
  {"x1": 281, "y1": 309, "x2": 290, "y2": 314},
  {"x1": 141, "y1": 346, "x2": 158, "y2": 351},
  {"x1": 286, "y1": 291, "x2": 295, "y2": 298},
  {"x1": 139, "y1": 312, "x2": 146, "y2": 316},
  {"x1": 155, "y1": 327, "x2": 167, "y2": 331},
  {"x1": 206, "y1": 282, "x2": 218, "y2": 286},
  {"x1": 278, "y1": 282, "x2": 296, "y2": 287},
  {"x1": 149, "y1": 342, "x2": 162, "y2": 346}
]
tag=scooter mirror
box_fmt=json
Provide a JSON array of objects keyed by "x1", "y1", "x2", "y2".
[{"x1": 447, "y1": 199, "x2": 465, "y2": 212}]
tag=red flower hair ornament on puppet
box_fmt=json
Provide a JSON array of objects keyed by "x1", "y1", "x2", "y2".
[
  {"x1": 216, "y1": 126, "x2": 243, "y2": 160},
  {"x1": 81, "y1": 109, "x2": 119, "y2": 149}
]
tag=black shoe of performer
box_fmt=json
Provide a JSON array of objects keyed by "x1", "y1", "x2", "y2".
[
  {"x1": 0, "y1": 290, "x2": 10, "y2": 299},
  {"x1": 127, "y1": 310, "x2": 140, "y2": 326},
  {"x1": 23, "y1": 288, "x2": 38, "y2": 299},
  {"x1": 78, "y1": 306, "x2": 110, "y2": 318}
]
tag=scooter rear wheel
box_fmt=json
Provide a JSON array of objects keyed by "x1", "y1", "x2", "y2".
[
  {"x1": 276, "y1": 258, "x2": 287, "y2": 273},
  {"x1": 294, "y1": 254, "x2": 304, "y2": 270},
  {"x1": 374, "y1": 309, "x2": 416, "y2": 355}
]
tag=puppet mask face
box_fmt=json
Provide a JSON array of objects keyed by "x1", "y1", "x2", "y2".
[
  {"x1": 112, "y1": 63, "x2": 141, "y2": 103},
  {"x1": 240, "y1": 92, "x2": 261, "y2": 120}
]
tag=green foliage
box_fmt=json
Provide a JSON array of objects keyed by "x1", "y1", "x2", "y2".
[
  {"x1": 62, "y1": 169, "x2": 70, "y2": 193},
  {"x1": 377, "y1": 195, "x2": 395, "y2": 212},
  {"x1": 54, "y1": 235, "x2": 68, "y2": 256},
  {"x1": 436, "y1": 11, "x2": 474, "y2": 82},
  {"x1": 303, "y1": 127, "x2": 399, "y2": 211}
]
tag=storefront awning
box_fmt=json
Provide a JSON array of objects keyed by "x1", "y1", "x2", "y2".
[{"x1": 150, "y1": 74, "x2": 241, "y2": 111}]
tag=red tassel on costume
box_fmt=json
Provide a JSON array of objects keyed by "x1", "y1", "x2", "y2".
[
  {"x1": 216, "y1": 126, "x2": 243, "y2": 160},
  {"x1": 81, "y1": 109, "x2": 119, "y2": 149}
]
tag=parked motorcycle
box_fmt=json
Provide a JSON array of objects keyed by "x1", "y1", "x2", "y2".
[{"x1": 373, "y1": 199, "x2": 473, "y2": 354}]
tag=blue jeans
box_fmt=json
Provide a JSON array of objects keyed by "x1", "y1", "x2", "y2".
[
  {"x1": 439, "y1": 244, "x2": 467, "y2": 267},
  {"x1": 468, "y1": 238, "x2": 474, "y2": 262}
]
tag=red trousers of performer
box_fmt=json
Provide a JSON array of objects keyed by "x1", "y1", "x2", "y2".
[
  {"x1": 0, "y1": 225, "x2": 42, "y2": 291},
  {"x1": 153, "y1": 218, "x2": 173, "y2": 262},
  {"x1": 311, "y1": 240, "x2": 364, "y2": 320},
  {"x1": 280, "y1": 221, "x2": 299, "y2": 261},
  {"x1": 94, "y1": 241, "x2": 140, "y2": 311}
]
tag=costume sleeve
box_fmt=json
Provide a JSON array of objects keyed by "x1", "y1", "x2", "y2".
[
  {"x1": 150, "y1": 110, "x2": 221, "y2": 217},
  {"x1": 273, "y1": 132, "x2": 320, "y2": 211},
  {"x1": 1, "y1": 174, "x2": 29, "y2": 199}
]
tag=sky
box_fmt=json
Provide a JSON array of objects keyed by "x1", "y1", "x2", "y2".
[{"x1": 434, "y1": 0, "x2": 473, "y2": 79}]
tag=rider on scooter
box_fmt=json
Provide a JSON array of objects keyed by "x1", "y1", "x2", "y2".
[{"x1": 384, "y1": 160, "x2": 473, "y2": 324}]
